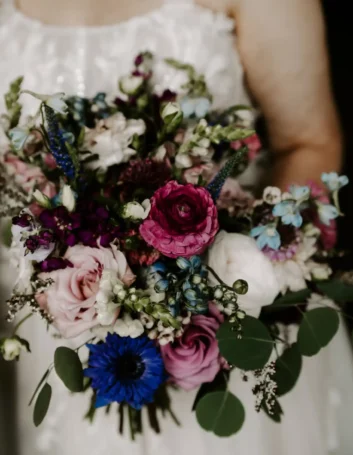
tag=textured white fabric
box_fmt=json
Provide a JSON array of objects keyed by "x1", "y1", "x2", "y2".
[{"x1": 0, "y1": 1, "x2": 353, "y2": 454}]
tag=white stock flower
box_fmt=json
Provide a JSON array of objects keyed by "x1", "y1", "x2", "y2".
[
  {"x1": 1, "y1": 338, "x2": 25, "y2": 361},
  {"x1": 94, "y1": 269, "x2": 121, "y2": 326},
  {"x1": 310, "y1": 263, "x2": 332, "y2": 281},
  {"x1": 84, "y1": 113, "x2": 146, "y2": 170},
  {"x1": 122, "y1": 199, "x2": 151, "y2": 222},
  {"x1": 61, "y1": 185, "x2": 76, "y2": 212},
  {"x1": 272, "y1": 236, "x2": 317, "y2": 293},
  {"x1": 114, "y1": 314, "x2": 144, "y2": 339},
  {"x1": 208, "y1": 231, "x2": 281, "y2": 318},
  {"x1": 175, "y1": 153, "x2": 193, "y2": 169}
]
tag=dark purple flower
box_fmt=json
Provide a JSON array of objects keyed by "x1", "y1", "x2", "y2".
[
  {"x1": 39, "y1": 202, "x2": 120, "y2": 248},
  {"x1": 12, "y1": 213, "x2": 34, "y2": 228},
  {"x1": 39, "y1": 257, "x2": 73, "y2": 272},
  {"x1": 24, "y1": 230, "x2": 56, "y2": 253}
]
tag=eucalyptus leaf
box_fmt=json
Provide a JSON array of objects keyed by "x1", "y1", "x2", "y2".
[
  {"x1": 298, "y1": 308, "x2": 339, "y2": 357},
  {"x1": 33, "y1": 383, "x2": 52, "y2": 427},
  {"x1": 54, "y1": 347, "x2": 84, "y2": 392},
  {"x1": 196, "y1": 391, "x2": 245, "y2": 437},
  {"x1": 262, "y1": 397, "x2": 283, "y2": 423},
  {"x1": 317, "y1": 280, "x2": 353, "y2": 303},
  {"x1": 274, "y1": 344, "x2": 302, "y2": 396},
  {"x1": 271, "y1": 289, "x2": 311, "y2": 307},
  {"x1": 192, "y1": 371, "x2": 229, "y2": 411},
  {"x1": 217, "y1": 317, "x2": 273, "y2": 371}
]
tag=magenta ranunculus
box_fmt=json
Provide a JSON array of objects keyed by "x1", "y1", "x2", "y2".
[
  {"x1": 139, "y1": 181, "x2": 219, "y2": 258},
  {"x1": 160, "y1": 304, "x2": 225, "y2": 390}
]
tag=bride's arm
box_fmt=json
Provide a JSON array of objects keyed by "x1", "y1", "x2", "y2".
[{"x1": 200, "y1": 0, "x2": 342, "y2": 188}]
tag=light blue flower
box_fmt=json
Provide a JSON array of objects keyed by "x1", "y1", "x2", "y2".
[
  {"x1": 180, "y1": 97, "x2": 211, "y2": 119},
  {"x1": 251, "y1": 225, "x2": 281, "y2": 250},
  {"x1": 9, "y1": 126, "x2": 30, "y2": 151},
  {"x1": 273, "y1": 200, "x2": 303, "y2": 228},
  {"x1": 288, "y1": 185, "x2": 311, "y2": 202},
  {"x1": 317, "y1": 202, "x2": 339, "y2": 226},
  {"x1": 321, "y1": 172, "x2": 349, "y2": 192}
]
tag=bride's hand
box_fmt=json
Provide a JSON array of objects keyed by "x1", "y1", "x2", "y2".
[{"x1": 200, "y1": 0, "x2": 342, "y2": 189}]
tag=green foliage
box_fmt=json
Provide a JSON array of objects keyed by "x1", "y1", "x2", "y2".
[
  {"x1": 274, "y1": 344, "x2": 302, "y2": 396},
  {"x1": 33, "y1": 383, "x2": 52, "y2": 427},
  {"x1": 54, "y1": 347, "x2": 84, "y2": 392}
]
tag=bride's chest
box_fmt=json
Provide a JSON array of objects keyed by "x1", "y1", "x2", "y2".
[{"x1": 0, "y1": 3, "x2": 250, "y2": 112}]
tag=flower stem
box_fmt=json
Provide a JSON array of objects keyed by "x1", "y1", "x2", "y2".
[
  {"x1": 206, "y1": 266, "x2": 234, "y2": 292},
  {"x1": 12, "y1": 313, "x2": 33, "y2": 336}
]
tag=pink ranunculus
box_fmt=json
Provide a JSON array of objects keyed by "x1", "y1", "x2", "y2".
[
  {"x1": 231, "y1": 133, "x2": 262, "y2": 161},
  {"x1": 308, "y1": 180, "x2": 337, "y2": 249},
  {"x1": 161, "y1": 304, "x2": 225, "y2": 390},
  {"x1": 38, "y1": 245, "x2": 135, "y2": 338},
  {"x1": 139, "y1": 180, "x2": 219, "y2": 258}
]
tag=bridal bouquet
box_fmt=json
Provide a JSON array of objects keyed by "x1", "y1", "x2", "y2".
[{"x1": 0, "y1": 52, "x2": 352, "y2": 438}]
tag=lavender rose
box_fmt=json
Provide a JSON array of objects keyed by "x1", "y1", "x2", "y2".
[
  {"x1": 140, "y1": 180, "x2": 219, "y2": 258},
  {"x1": 38, "y1": 245, "x2": 135, "y2": 338},
  {"x1": 160, "y1": 304, "x2": 226, "y2": 390}
]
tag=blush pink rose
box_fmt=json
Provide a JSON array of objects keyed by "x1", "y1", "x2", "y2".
[
  {"x1": 308, "y1": 180, "x2": 337, "y2": 249},
  {"x1": 140, "y1": 180, "x2": 219, "y2": 258},
  {"x1": 231, "y1": 133, "x2": 262, "y2": 161},
  {"x1": 161, "y1": 304, "x2": 225, "y2": 390},
  {"x1": 4, "y1": 153, "x2": 57, "y2": 215},
  {"x1": 38, "y1": 245, "x2": 135, "y2": 338}
]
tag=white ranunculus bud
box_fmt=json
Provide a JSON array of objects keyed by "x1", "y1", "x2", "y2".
[
  {"x1": 161, "y1": 102, "x2": 183, "y2": 131},
  {"x1": 33, "y1": 189, "x2": 52, "y2": 209},
  {"x1": 175, "y1": 153, "x2": 193, "y2": 169},
  {"x1": 119, "y1": 75, "x2": 144, "y2": 95},
  {"x1": 61, "y1": 185, "x2": 76, "y2": 212},
  {"x1": 311, "y1": 263, "x2": 332, "y2": 281},
  {"x1": 122, "y1": 199, "x2": 151, "y2": 222},
  {"x1": 208, "y1": 231, "x2": 280, "y2": 318},
  {"x1": 1, "y1": 338, "x2": 25, "y2": 361}
]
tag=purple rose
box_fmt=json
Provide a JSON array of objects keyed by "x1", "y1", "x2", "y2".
[{"x1": 160, "y1": 304, "x2": 225, "y2": 391}]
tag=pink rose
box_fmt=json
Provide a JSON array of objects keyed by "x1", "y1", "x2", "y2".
[
  {"x1": 4, "y1": 153, "x2": 57, "y2": 215},
  {"x1": 308, "y1": 180, "x2": 337, "y2": 249},
  {"x1": 139, "y1": 181, "x2": 219, "y2": 258},
  {"x1": 38, "y1": 245, "x2": 135, "y2": 338},
  {"x1": 161, "y1": 304, "x2": 225, "y2": 390},
  {"x1": 231, "y1": 133, "x2": 262, "y2": 161}
]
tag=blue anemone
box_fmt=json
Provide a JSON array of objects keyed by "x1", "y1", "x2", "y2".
[{"x1": 84, "y1": 333, "x2": 165, "y2": 410}]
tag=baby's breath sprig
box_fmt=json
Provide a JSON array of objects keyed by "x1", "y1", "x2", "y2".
[{"x1": 252, "y1": 362, "x2": 277, "y2": 414}]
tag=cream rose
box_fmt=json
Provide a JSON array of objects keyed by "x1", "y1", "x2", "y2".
[{"x1": 207, "y1": 231, "x2": 280, "y2": 318}]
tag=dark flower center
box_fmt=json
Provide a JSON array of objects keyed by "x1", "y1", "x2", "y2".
[{"x1": 116, "y1": 353, "x2": 145, "y2": 381}]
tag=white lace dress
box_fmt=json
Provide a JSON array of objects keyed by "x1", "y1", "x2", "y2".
[{"x1": 1, "y1": 1, "x2": 353, "y2": 454}]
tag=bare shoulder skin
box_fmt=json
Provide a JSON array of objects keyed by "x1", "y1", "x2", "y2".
[{"x1": 199, "y1": 0, "x2": 342, "y2": 188}]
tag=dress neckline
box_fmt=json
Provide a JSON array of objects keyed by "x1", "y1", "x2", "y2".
[{"x1": 2, "y1": 0, "x2": 233, "y2": 35}]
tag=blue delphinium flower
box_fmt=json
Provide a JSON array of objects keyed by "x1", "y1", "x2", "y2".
[
  {"x1": 180, "y1": 96, "x2": 211, "y2": 119},
  {"x1": 316, "y1": 202, "x2": 339, "y2": 226},
  {"x1": 272, "y1": 185, "x2": 310, "y2": 228},
  {"x1": 321, "y1": 172, "x2": 349, "y2": 192},
  {"x1": 84, "y1": 333, "x2": 165, "y2": 410},
  {"x1": 250, "y1": 225, "x2": 281, "y2": 250}
]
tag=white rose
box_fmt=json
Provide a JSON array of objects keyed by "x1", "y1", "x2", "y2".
[
  {"x1": 208, "y1": 231, "x2": 280, "y2": 318},
  {"x1": 1, "y1": 338, "x2": 25, "y2": 361}
]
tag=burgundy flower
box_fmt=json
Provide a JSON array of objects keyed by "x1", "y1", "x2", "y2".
[
  {"x1": 118, "y1": 158, "x2": 172, "y2": 202},
  {"x1": 39, "y1": 202, "x2": 120, "y2": 248},
  {"x1": 12, "y1": 212, "x2": 34, "y2": 228},
  {"x1": 139, "y1": 181, "x2": 219, "y2": 258},
  {"x1": 39, "y1": 258, "x2": 73, "y2": 272}
]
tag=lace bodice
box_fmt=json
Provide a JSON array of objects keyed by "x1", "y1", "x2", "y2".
[{"x1": 0, "y1": 0, "x2": 250, "y2": 115}]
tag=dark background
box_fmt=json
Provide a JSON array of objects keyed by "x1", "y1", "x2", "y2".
[{"x1": 323, "y1": 1, "x2": 353, "y2": 258}]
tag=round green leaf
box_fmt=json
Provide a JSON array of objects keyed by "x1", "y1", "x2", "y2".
[
  {"x1": 33, "y1": 383, "x2": 52, "y2": 427},
  {"x1": 217, "y1": 316, "x2": 273, "y2": 370},
  {"x1": 274, "y1": 343, "x2": 302, "y2": 396},
  {"x1": 271, "y1": 289, "x2": 311, "y2": 307},
  {"x1": 298, "y1": 308, "x2": 339, "y2": 357},
  {"x1": 196, "y1": 391, "x2": 245, "y2": 437},
  {"x1": 317, "y1": 280, "x2": 353, "y2": 303},
  {"x1": 54, "y1": 347, "x2": 84, "y2": 392}
]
